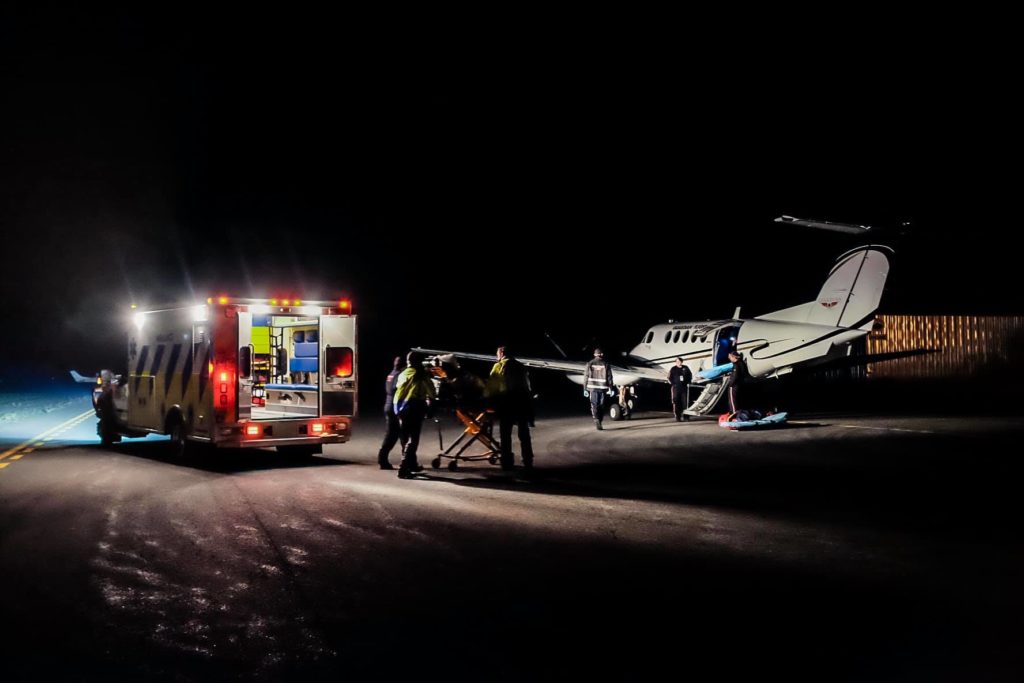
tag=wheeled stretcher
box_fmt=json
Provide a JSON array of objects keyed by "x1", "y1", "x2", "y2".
[{"x1": 430, "y1": 408, "x2": 501, "y2": 471}]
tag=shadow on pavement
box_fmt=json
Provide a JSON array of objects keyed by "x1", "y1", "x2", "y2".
[{"x1": 93, "y1": 439, "x2": 358, "y2": 474}]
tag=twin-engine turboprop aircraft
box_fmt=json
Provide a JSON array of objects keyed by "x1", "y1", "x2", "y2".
[{"x1": 418, "y1": 239, "x2": 895, "y2": 420}]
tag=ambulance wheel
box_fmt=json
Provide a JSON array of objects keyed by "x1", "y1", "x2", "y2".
[
  {"x1": 608, "y1": 403, "x2": 625, "y2": 421},
  {"x1": 99, "y1": 417, "x2": 119, "y2": 447},
  {"x1": 431, "y1": 457, "x2": 442, "y2": 469},
  {"x1": 168, "y1": 418, "x2": 190, "y2": 459},
  {"x1": 447, "y1": 460, "x2": 459, "y2": 471}
]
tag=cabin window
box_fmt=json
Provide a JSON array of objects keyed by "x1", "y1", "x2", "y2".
[
  {"x1": 681, "y1": 330, "x2": 689, "y2": 343},
  {"x1": 664, "y1": 331, "x2": 672, "y2": 343},
  {"x1": 672, "y1": 330, "x2": 680, "y2": 343}
]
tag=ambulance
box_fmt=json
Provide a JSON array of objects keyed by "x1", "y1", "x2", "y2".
[{"x1": 96, "y1": 297, "x2": 357, "y2": 456}]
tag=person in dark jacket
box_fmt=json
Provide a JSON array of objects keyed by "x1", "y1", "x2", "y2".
[
  {"x1": 486, "y1": 346, "x2": 534, "y2": 470},
  {"x1": 668, "y1": 357, "x2": 693, "y2": 422},
  {"x1": 583, "y1": 347, "x2": 614, "y2": 430},
  {"x1": 376, "y1": 356, "x2": 407, "y2": 470},
  {"x1": 727, "y1": 350, "x2": 748, "y2": 412}
]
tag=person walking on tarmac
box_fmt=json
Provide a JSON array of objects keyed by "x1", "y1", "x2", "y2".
[
  {"x1": 486, "y1": 346, "x2": 534, "y2": 470},
  {"x1": 376, "y1": 356, "x2": 407, "y2": 470},
  {"x1": 393, "y1": 351, "x2": 436, "y2": 479},
  {"x1": 668, "y1": 357, "x2": 693, "y2": 422},
  {"x1": 583, "y1": 347, "x2": 614, "y2": 430}
]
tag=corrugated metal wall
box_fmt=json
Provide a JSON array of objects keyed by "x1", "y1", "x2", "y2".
[{"x1": 866, "y1": 315, "x2": 1024, "y2": 379}]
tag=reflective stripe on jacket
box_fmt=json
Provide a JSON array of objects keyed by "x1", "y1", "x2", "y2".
[
  {"x1": 393, "y1": 367, "x2": 436, "y2": 414},
  {"x1": 584, "y1": 359, "x2": 613, "y2": 391}
]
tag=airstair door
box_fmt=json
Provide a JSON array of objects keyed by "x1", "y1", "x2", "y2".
[
  {"x1": 321, "y1": 315, "x2": 357, "y2": 417},
  {"x1": 237, "y1": 311, "x2": 253, "y2": 421}
]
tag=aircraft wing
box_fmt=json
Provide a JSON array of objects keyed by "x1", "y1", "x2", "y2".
[
  {"x1": 413, "y1": 348, "x2": 668, "y2": 386},
  {"x1": 832, "y1": 347, "x2": 939, "y2": 368},
  {"x1": 774, "y1": 215, "x2": 875, "y2": 234},
  {"x1": 795, "y1": 347, "x2": 939, "y2": 374}
]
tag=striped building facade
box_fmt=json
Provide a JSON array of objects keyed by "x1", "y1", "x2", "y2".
[{"x1": 866, "y1": 315, "x2": 1024, "y2": 379}]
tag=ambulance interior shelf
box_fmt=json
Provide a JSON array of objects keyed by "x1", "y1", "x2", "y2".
[{"x1": 250, "y1": 316, "x2": 319, "y2": 418}]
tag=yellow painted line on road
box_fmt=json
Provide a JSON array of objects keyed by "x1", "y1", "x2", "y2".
[
  {"x1": 0, "y1": 463, "x2": 9, "y2": 469},
  {"x1": 0, "y1": 408, "x2": 95, "y2": 462},
  {"x1": 22, "y1": 448, "x2": 34, "y2": 454},
  {"x1": 10, "y1": 454, "x2": 24, "y2": 460}
]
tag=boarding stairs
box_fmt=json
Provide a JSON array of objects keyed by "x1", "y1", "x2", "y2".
[{"x1": 683, "y1": 373, "x2": 736, "y2": 417}]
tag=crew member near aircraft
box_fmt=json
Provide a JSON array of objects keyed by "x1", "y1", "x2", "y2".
[
  {"x1": 583, "y1": 347, "x2": 614, "y2": 430},
  {"x1": 376, "y1": 355, "x2": 407, "y2": 470},
  {"x1": 668, "y1": 357, "x2": 693, "y2": 422},
  {"x1": 393, "y1": 351, "x2": 436, "y2": 479},
  {"x1": 486, "y1": 346, "x2": 534, "y2": 470},
  {"x1": 727, "y1": 349, "x2": 747, "y2": 413}
]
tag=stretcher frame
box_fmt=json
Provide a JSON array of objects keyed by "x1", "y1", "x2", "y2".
[{"x1": 430, "y1": 408, "x2": 501, "y2": 471}]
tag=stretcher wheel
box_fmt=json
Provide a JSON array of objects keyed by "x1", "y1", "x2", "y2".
[
  {"x1": 431, "y1": 457, "x2": 442, "y2": 469},
  {"x1": 488, "y1": 455, "x2": 499, "y2": 465},
  {"x1": 447, "y1": 460, "x2": 459, "y2": 471}
]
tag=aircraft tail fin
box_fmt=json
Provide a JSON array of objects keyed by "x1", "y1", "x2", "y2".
[
  {"x1": 70, "y1": 370, "x2": 97, "y2": 384},
  {"x1": 757, "y1": 246, "x2": 892, "y2": 329}
]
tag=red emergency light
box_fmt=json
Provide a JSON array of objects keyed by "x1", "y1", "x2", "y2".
[
  {"x1": 246, "y1": 425, "x2": 260, "y2": 436},
  {"x1": 311, "y1": 423, "x2": 324, "y2": 434}
]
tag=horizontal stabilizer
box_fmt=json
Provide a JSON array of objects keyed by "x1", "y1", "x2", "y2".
[{"x1": 775, "y1": 215, "x2": 876, "y2": 234}]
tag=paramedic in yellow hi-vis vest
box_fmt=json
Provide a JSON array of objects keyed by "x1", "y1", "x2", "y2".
[
  {"x1": 583, "y1": 347, "x2": 614, "y2": 430},
  {"x1": 393, "y1": 351, "x2": 436, "y2": 479},
  {"x1": 486, "y1": 346, "x2": 534, "y2": 471}
]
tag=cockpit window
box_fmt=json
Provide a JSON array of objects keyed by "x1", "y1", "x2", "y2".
[{"x1": 645, "y1": 331, "x2": 654, "y2": 344}]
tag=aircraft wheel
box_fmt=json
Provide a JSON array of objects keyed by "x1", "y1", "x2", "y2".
[
  {"x1": 488, "y1": 455, "x2": 499, "y2": 465},
  {"x1": 447, "y1": 460, "x2": 459, "y2": 471},
  {"x1": 431, "y1": 457, "x2": 442, "y2": 469},
  {"x1": 608, "y1": 403, "x2": 625, "y2": 421}
]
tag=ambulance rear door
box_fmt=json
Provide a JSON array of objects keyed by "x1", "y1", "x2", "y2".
[{"x1": 321, "y1": 315, "x2": 357, "y2": 417}]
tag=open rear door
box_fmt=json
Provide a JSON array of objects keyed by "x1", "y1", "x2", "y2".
[
  {"x1": 237, "y1": 311, "x2": 253, "y2": 421},
  {"x1": 321, "y1": 315, "x2": 357, "y2": 417}
]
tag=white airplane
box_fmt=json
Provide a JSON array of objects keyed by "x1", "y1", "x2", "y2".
[{"x1": 417, "y1": 240, "x2": 895, "y2": 420}]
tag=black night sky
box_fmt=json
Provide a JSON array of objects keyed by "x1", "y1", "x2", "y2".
[{"x1": 1, "y1": 10, "x2": 1019, "y2": 386}]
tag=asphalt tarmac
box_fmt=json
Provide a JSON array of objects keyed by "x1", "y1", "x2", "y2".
[{"x1": 1, "y1": 400, "x2": 1022, "y2": 681}]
